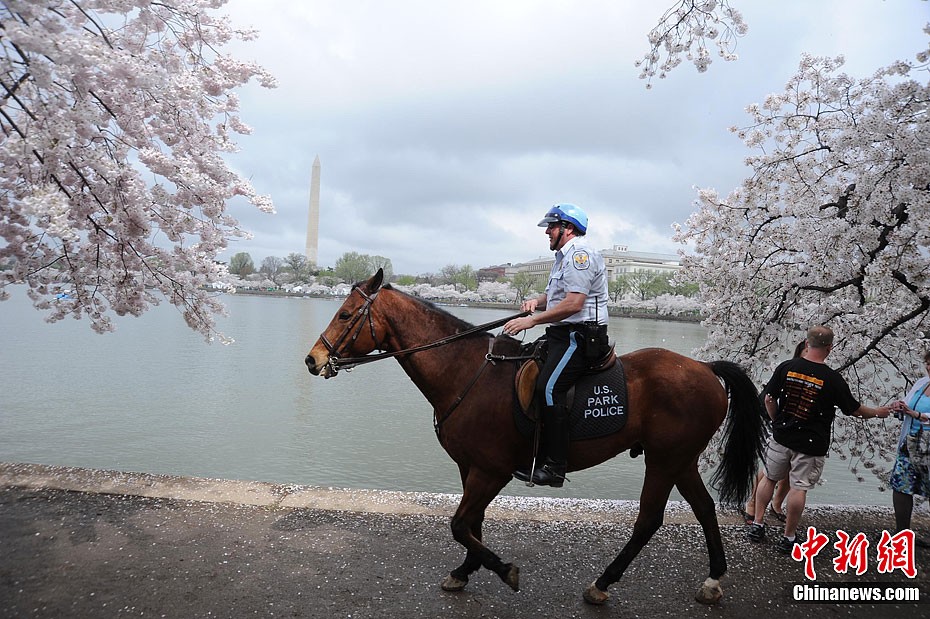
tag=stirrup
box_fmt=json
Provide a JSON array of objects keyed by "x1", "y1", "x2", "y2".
[
  {"x1": 527, "y1": 463, "x2": 568, "y2": 488},
  {"x1": 532, "y1": 464, "x2": 567, "y2": 487}
]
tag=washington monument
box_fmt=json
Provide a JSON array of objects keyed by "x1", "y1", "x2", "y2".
[{"x1": 305, "y1": 155, "x2": 320, "y2": 265}]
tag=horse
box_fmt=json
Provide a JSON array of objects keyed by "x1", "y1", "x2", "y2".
[{"x1": 304, "y1": 269, "x2": 765, "y2": 607}]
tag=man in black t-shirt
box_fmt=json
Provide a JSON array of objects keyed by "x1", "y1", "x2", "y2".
[{"x1": 747, "y1": 325, "x2": 891, "y2": 554}]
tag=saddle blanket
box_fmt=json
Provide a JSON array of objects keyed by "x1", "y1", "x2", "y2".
[{"x1": 513, "y1": 361, "x2": 628, "y2": 441}]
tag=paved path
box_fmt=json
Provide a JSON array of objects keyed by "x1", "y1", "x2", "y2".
[{"x1": 1, "y1": 462, "x2": 928, "y2": 618}]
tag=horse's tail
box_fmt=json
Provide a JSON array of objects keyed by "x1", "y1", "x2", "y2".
[{"x1": 707, "y1": 360, "x2": 766, "y2": 506}]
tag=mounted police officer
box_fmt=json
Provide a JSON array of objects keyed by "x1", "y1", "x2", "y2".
[{"x1": 503, "y1": 203, "x2": 609, "y2": 487}]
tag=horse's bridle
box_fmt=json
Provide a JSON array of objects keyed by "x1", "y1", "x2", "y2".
[
  {"x1": 317, "y1": 288, "x2": 537, "y2": 438},
  {"x1": 319, "y1": 285, "x2": 384, "y2": 376},
  {"x1": 318, "y1": 285, "x2": 532, "y2": 378}
]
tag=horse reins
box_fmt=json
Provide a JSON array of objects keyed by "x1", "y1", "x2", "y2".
[
  {"x1": 321, "y1": 285, "x2": 530, "y2": 376},
  {"x1": 320, "y1": 286, "x2": 534, "y2": 440}
]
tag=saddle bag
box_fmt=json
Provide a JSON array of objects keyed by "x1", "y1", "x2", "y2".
[{"x1": 582, "y1": 321, "x2": 610, "y2": 365}]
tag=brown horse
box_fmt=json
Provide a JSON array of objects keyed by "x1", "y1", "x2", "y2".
[{"x1": 305, "y1": 269, "x2": 765, "y2": 606}]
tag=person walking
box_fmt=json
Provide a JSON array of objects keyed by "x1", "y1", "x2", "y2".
[
  {"x1": 503, "y1": 203, "x2": 609, "y2": 488},
  {"x1": 742, "y1": 339, "x2": 808, "y2": 525},
  {"x1": 748, "y1": 325, "x2": 892, "y2": 553},
  {"x1": 889, "y1": 350, "x2": 930, "y2": 548}
]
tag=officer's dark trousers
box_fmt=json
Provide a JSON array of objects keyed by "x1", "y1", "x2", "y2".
[{"x1": 534, "y1": 325, "x2": 587, "y2": 463}]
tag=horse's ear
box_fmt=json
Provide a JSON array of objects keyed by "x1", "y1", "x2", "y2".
[{"x1": 367, "y1": 268, "x2": 384, "y2": 292}]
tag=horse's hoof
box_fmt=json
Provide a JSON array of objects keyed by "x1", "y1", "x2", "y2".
[
  {"x1": 441, "y1": 575, "x2": 468, "y2": 592},
  {"x1": 695, "y1": 577, "x2": 723, "y2": 605},
  {"x1": 583, "y1": 581, "x2": 609, "y2": 605},
  {"x1": 503, "y1": 563, "x2": 520, "y2": 591}
]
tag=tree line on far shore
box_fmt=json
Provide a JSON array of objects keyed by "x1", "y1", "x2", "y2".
[{"x1": 226, "y1": 250, "x2": 699, "y2": 305}]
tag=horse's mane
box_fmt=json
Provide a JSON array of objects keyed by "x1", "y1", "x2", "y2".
[
  {"x1": 351, "y1": 281, "x2": 520, "y2": 345},
  {"x1": 380, "y1": 283, "x2": 476, "y2": 332}
]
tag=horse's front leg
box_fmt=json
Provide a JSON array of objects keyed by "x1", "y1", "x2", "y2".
[
  {"x1": 442, "y1": 465, "x2": 484, "y2": 591},
  {"x1": 442, "y1": 519, "x2": 483, "y2": 592},
  {"x1": 441, "y1": 467, "x2": 518, "y2": 592}
]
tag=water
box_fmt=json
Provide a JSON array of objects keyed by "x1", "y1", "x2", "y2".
[{"x1": 0, "y1": 291, "x2": 889, "y2": 505}]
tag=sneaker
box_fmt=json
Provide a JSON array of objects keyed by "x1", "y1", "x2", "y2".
[
  {"x1": 776, "y1": 535, "x2": 797, "y2": 554},
  {"x1": 746, "y1": 523, "x2": 766, "y2": 543}
]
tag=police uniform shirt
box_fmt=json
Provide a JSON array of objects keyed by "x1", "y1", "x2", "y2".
[{"x1": 546, "y1": 236, "x2": 608, "y2": 325}]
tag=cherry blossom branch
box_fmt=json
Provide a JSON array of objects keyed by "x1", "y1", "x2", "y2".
[
  {"x1": 0, "y1": 0, "x2": 275, "y2": 341},
  {"x1": 637, "y1": 0, "x2": 747, "y2": 88},
  {"x1": 66, "y1": 0, "x2": 113, "y2": 49}
]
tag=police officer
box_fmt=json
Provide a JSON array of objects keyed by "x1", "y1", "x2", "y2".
[{"x1": 503, "y1": 203, "x2": 609, "y2": 487}]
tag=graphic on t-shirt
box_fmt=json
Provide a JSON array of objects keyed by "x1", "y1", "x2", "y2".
[{"x1": 783, "y1": 370, "x2": 824, "y2": 421}]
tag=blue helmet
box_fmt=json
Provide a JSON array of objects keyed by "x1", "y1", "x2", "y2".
[{"x1": 537, "y1": 203, "x2": 588, "y2": 235}]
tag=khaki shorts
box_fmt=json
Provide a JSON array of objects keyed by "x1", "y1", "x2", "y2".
[{"x1": 762, "y1": 437, "x2": 824, "y2": 491}]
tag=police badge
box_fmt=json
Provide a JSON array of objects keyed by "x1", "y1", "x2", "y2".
[{"x1": 572, "y1": 250, "x2": 590, "y2": 270}]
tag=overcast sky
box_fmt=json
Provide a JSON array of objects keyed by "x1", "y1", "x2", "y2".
[{"x1": 218, "y1": 0, "x2": 928, "y2": 276}]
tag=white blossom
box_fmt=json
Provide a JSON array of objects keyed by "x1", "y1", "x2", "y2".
[
  {"x1": 637, "y1": 0, "x2": 747, "y2": 87},
  {"x1": 0, "y1": 0, "x2": 275, "y2": 340},
  {"x1": 675, "y1": 34, "x2": 930, "y2": 485}
]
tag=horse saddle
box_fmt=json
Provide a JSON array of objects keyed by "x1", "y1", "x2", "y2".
[{"x1": 513, "y1": 345, "x2": 629, "y2": 441}]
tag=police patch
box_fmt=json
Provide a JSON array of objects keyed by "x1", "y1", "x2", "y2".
[{"x1": 572, "y1": 250, "x2": 590, "y2": 270}]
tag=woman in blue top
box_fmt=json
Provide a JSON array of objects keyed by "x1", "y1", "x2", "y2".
[{"x1": 890, "y1": 350, "x2": 930, "y2": 547}]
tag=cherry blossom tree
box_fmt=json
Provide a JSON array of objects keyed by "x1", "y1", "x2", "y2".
[
  {"x1": 676, "y1": 44, "x2": 930, "y2": 383},
  {"x1": 0, "y1": 0, "x2": 275, "y2": 341},
  {"x1": 475, "y1": 280, "x2": 516, "y2": 303},
  {"x1": 672, "y1": 28, "x2": 930, "y2": 485}
]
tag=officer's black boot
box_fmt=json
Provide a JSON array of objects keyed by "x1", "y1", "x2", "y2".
[
  {"x1": 513, "y1": 406, "x2": 569, "y2": 487},
  {"x1": 511, "y1": 442, "x2": 544, "y2": 484},
  {"x1": 531, "y1": 406, "x2": 569, "y2": 487}
]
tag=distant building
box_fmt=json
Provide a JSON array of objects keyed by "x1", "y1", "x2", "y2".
[
  {"x1": 510, "y1": 256, "x2": 556, "y2": 289},
  {"x1": 601, "y1": 245, "x2": 680, "y2": 280},
  {"x1": 495, "y1": 245, "x2": 681, "y2": 289},
  {"x1": 477, "y1": 264, "x2": 510, "y2": 281}
]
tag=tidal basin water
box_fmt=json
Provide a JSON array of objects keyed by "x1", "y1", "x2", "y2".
[{"x1": 0, "y1": 291, "x2": 892, "y2": 505}]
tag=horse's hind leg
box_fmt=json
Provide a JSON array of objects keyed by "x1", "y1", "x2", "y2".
[
  {"x1": 443, "y1": 468, "x2": 519, "y2": 592},
  {"x1": 584, "y1": 465, "x2": 675, "y2": 605},
  {"x1": 675, "y1": 462, "x2": 726, "y2": 605}
]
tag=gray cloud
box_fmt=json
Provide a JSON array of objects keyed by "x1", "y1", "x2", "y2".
[{"x1": 220, "y1": 0, "x2": 928, "y2": 275}]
